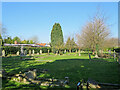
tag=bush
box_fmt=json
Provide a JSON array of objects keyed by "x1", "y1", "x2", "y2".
[
  {"x1": 2, "y1": 46, "x2": 51, "y2": 56},
  {"x1": 2, "y1": 46, "x2": 21, "y2": 56}
]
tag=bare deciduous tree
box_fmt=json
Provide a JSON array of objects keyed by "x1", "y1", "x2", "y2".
[{"x1": 76, "y1": 10, "x2": 110, "y2": 56}]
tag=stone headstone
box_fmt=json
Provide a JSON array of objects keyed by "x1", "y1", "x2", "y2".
[
  {"x1": 40, "y1": 50, "x2": 42, "y2": 54},
  {"x1": 48, "y1": 50, "x2": 49, "y2": 55},
  {"x1": 24, "y1": 50, "x2": 27, "y2": 55},
  {"x1": 25, "y1": 69, "x2": 36, "y2": 80},
  {"x1": 64, "y1": 50, "x2": 66, "y2": 54},
  {"x1": 2, "y1": 50, "x2": 5, "y2": 57},
  {"x1": 29, "y1": 50, "x2": 31, "y2": 56},
  {"x1": 56, "y1": 51, "x2": 58, "y2": 55},
  {"x1": 114, "y1": 50, "x2": 116, "y2": 60},
  {"x1": 37, "y1": 53, "x2": 39, "y2": 55},
  {"x1": 32, "y1": 50, "x2": 34, "y2": 55},
  {"x1": 16, "y1": 51, "x2": 19, "y2": 56},
  {"x1": 76, "y1": 50, "x2": 77, "y2": 53},
  {"x1": 109, "y1": 50, "x2": 111, "y2": 55},
  {"x1": 20, "y1": 46, "x2": 24, "y2": 55},
  {"x1": 64, "y1": 77, "x2": 69, "y2": 84}
]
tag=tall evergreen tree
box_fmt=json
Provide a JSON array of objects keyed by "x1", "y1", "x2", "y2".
[{"x1": 51, "y1": 23, "x2": 64, "y2": 53}]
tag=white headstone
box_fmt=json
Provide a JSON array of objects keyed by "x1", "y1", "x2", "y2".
[
  {"x1": 37, "y1": 53, "x2": 39, "y2": 55},
  {"x1": 21, "y1": 46, "x2": 24, "y2": 55},
  {"x1": 64, "y1": 50, "x2": 66, "y2": 53},
  {"x1": 16, "y1": 51, "x2": 19, "y2": 56},
  {"x1": 2, "y1": 50, "x2": 5, "y2": 57},
  {"x1": 40, "y1": 50, "x2": 42, "y2": 54},
  {"x1": 32, "y1": 50, "x2": 34, "y2": 55}
]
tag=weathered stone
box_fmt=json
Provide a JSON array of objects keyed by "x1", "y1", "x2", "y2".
[
  {"x1": 76, "y1": 50, "x2": 77, "y2": 53},
  {"x1": 20, "y1": 46, "x2": 24, "y2": 55},
  {"x1": 64, "y1": 50, "x2": 66, "y2": 54},
  {"x1": 16, "y1": 51, "x2": 19, "y2": 56},
  {"x1": 24, "y1": 69, "x2": 36, "y2": 80},
  {"x1": 37, "y1": 53, "x2": 39, "y2": 55},
  {"x1": 2, "y1": 50, "x2": 5, "y2": 57},
  {"x1": 48, "y1": 50, "x2": 49, "y2": 55},
  {"x1": 24, "y1": 50, "x2": 27, "y2": 55},
  {"x1": 32, "y1": 50, "x2": 35, "y2": 56},
  {"x1": 29, "y1": 50, "x2": 31, "y2": 56},
  {"x1": 40, "y1": 50, "x2": 42, "y2": 55}
]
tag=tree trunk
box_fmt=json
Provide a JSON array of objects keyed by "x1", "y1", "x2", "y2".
[
  {"x1": 79, "y1": 48, "x2": 81, "y2": 56},
  {"x1": 69, "y1": 49, "x2": 71, "y2": 53}
]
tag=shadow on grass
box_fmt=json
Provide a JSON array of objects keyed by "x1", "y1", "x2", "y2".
[{"x1": 2, "y1": 56, "x2": 120, "y2": 89}]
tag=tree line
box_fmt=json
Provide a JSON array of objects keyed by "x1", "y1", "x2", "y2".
[{"x1": 51, "y1": 11, "x2": 118, "y2": 55}]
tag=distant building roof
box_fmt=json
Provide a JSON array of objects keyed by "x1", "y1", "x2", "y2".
[{"x1": 36, "y1": 43, "x2": 46, "y2": 47}]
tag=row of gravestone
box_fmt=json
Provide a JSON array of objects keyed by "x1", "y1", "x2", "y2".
[{"x1": 1, "y1": 49, "x2": 48, "y2": 57}]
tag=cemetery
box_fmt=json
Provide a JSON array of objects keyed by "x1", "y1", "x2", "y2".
[
  {"x1": 1, "y1": 2, "x2": 119, "y2": 89},
  {"x1": 1, "y1": 48, "x2": 120, "y2": 89}
]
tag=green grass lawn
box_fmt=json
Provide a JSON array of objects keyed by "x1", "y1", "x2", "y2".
[{"x1": 2, "y1": 53, "x2": 120, "y2": 89}]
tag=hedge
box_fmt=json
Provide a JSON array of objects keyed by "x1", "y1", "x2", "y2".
[{"x1": 2, "y1": 46, "x2": 51, "y2": 56}]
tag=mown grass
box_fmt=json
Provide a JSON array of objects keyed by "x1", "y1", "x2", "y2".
[{"x1": 2, "y1": 53, "x2": 120, "y2": 89}]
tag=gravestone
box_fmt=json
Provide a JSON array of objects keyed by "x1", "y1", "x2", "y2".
[
  {"x1": 95, "y1": 51, "x2": 98, "y2": 58},
  {"x1": 2, "y1": 50, "x2": 5, "y2": 57},
  {"x1": 16, "y1": 51, "x2": 19, "y2": 56},
  {"x1": 37, "y1": 53, "x2": 39, "y2": 55},
  {"x1": 64, "y1": 50, "x2": 66, "y2": 54},
  {"x1": 109, "y1": 50, "x2": 111, "y2": 55},
  {"x1": 78, "y1": 49, "x2": 81, "y2": 56},
  {"x1": 76, "y1": 50, "x2": 77, "y2": 53},
  {"x1": 56, "y1": 51, "x2": 58, "y2": 55},
  {"x1": 64, "y1": 77, "x2": 69, "y2": 84},
  {"x1": 40, "y1": 50, "x2": 42, "y2": 55},
  {"x1": 20, "y1": 46, "x2": 24, "y2": 56},
  {"x1": 32, "y1": 50, "x2": 34, "y2": 56},
  {"x1": 48, "y1": 50, "x2": 49, "y2": 55},
  {"x1": 114, "y1": 50, "x2": 116, "y2": 60},
  {"x1": 24, "y1": 50, "x2": 27, "y2": 55},
  {"x1": 29, "y1": 50, "x2": 31, "y2": 56},
  {"x1": 25, "y1": 69, "x2": 36, "y2": 80}
]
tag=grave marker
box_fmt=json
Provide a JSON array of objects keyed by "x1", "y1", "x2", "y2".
[
  {"x1": 29, "y1": 50, "x2": 31, "y2": 56},
  {"x1": 2, "y1": 50, "x2": 5, "y2": 57},
  {"x1": 48, "y1": 50, "x2": 49, "y2": 55},
  {"x1": 40, "y1": 50, "x2": 42, "y2": 55},
  {"x1": 16, "y1": 51, "x2": 19, "y2": 56},
  {"x1": 32, "y1": 50, "x2": 34, "y2": 56}
]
